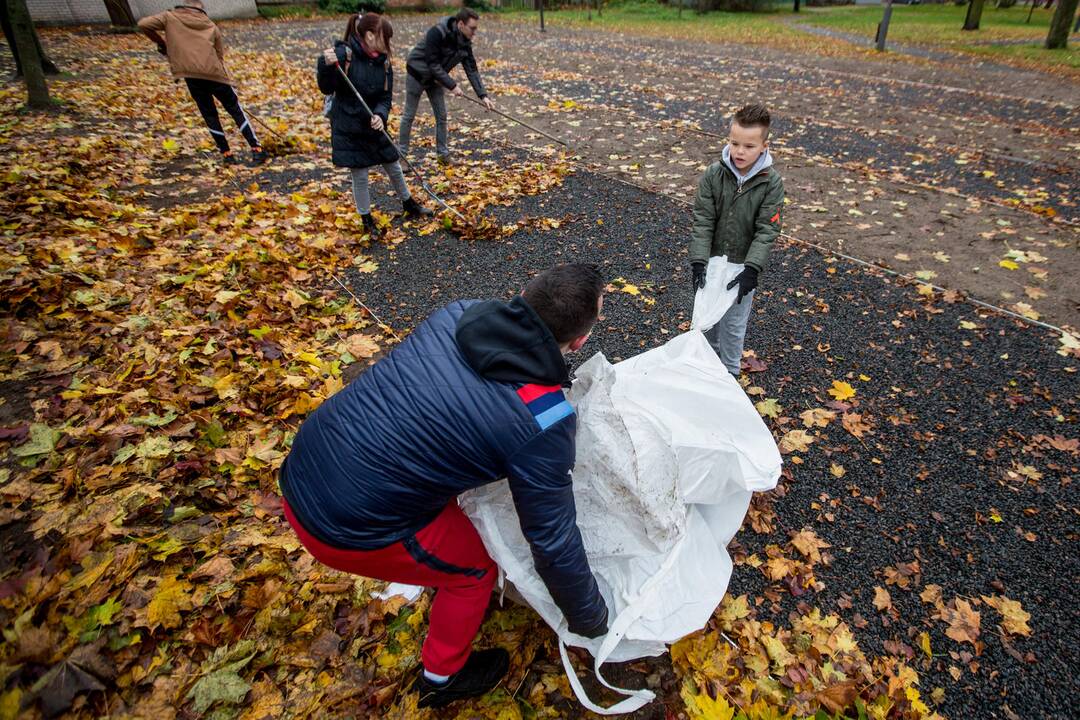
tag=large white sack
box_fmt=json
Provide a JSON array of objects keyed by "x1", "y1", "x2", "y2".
[{"x1": 460, "y1": 277, "x2": 782, "y2": 713}]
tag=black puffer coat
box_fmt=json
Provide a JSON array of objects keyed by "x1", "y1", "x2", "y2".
[{"x1": 316, "y1": 38, "x2": 399, "y2": 169}]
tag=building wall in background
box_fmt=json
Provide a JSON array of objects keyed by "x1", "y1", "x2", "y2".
[{"x1": 28, "y1": 0, "x2": 259, "y2": 26}]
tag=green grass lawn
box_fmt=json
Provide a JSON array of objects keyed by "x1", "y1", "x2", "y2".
[
  {"x1": 496, "y1": 2, "x2": 850, "y2": 52},
  {"x1": 798, "y1": 4, "x2": 1078, "y2": 70},
  {"x1": 498, "y1": 2, "x2": 1077, "y2": 72}
]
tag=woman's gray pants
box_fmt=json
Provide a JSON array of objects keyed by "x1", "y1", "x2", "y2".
[{"x1": 350, "y1": 162, "x2": 410, "y2": 214}]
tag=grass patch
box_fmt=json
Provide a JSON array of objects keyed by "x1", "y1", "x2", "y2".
[
  {"x1": 800, "y1": 4, "x2": 1061, "y2": 44},
  {"x1": 258, "y1": 3, "x2": 329, "y2": 19},
  {"x1": 495, "y1": 1, "x2": 867, "y2": 55},
  {"x1": 799, "y1": 4, "x2": 1078, "y2": 71}
]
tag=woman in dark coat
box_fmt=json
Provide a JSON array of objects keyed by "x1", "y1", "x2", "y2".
[{"x1": 317, "y1": 14, "x2": 431, "y2": 237}]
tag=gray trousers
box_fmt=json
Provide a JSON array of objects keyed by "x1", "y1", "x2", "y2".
[
  {"x1": 351, "y1": 162, "x2": 410, "y2": 215},
  {"x1": 398, "y1": 73, "x2": 449, "y2": 158},
  {"x1": 704, "y1": 290, "x2": 754, "y2": 376}
]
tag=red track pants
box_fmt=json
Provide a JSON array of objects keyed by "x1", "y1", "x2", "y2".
[{"x1": 282, "y1": 500, "x2": 497, "y2": 676}]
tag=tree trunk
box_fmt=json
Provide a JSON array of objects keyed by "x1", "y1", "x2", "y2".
[
  {"x1": 1, "y1": 0, "x2": 60, "y2": 77},
  {"x1": 1045, "y1": 0, "x2": 1079, "y2": 47},
  {"x1": 794, "y1": 0, "x2": 801, "y2": 12},
  {"x1": 963, "y1": 0, "x2": 986, "y2": 30},
  {"x1": 104, "y1": 0, "x2": 138, "y2": 30},
  {"x1": 877, "y1": 0, "x2": 894, "y2": 50},
  {"x1": 5, "y1": 0, "x2": 51, "y2": 107}
]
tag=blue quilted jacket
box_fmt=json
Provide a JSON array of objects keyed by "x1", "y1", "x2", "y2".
[{"x1": 280, "y1": 298, "x2": 607, "y2": 635}]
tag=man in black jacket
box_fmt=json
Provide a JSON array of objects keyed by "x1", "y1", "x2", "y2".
[
  {"x1": 280, "y1": 264, "x2": 608, "y2": 708},
  {"x1": 398, "y1": 8, "x2": 494, "y2": 165}
]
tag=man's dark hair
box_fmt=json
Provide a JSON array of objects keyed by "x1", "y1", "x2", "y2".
[
  {"x1": 733, "y1": 103, "x2": 771, "y2": 141},
  {"x1": 456, "y1": 7, "x2": 480, "y2": 24},
  {"x1": 523, "y1": 264, "x2": 604, "y2": 344}
]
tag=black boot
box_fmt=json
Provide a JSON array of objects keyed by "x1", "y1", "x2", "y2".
[
  {"x1": 402, "y1": 196, "x2": 433, "y2": 218},
  {"x1": 361, "y1": 213, "x2": 380, "y2": 238},
  {"x1": 414, "y1": 648, "x2": 509, "y2": 709},
  {"x1": 250, "y1": 147, "x2": 268, "y2": 166}
]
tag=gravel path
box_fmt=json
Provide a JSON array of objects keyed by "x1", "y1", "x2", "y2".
[{"x1": 349, "y1": 143, "x2": 1079, "y2": 719}]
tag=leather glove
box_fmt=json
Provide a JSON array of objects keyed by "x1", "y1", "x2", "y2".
[
  {"x1": 569, "y1": 604, "x2": 608, "y2": 639},
  {"x1": 726, "y1": 266, "x2": 759, "y2": 304},
  {"x1": 691, "y1": 261, "x2": 706, "y2": 291}
]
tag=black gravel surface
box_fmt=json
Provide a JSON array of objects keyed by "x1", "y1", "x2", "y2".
[
  {"x1": 537, "y1": 33, "x2": 1080, "y2": 128},
  {"x1": 349, "y1": 144, "x2": 1079, "y2": 719}
]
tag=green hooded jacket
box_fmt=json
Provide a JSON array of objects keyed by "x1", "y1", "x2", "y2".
[{"x1": 688, "y1": 160, "x2": 785, "y2": 272}]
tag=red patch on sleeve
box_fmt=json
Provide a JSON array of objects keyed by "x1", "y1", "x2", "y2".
[
  {"x1": 770, "y1": 210, "x2": 781, "y2": 224},
  {"x1": 516, "y1": 384, "x2": 562, "y2": 404}
]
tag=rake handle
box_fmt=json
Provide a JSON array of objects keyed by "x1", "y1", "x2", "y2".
[
  {"x1": 331, "y1": 61, "x2": 466, "y2": 223},
  {"x1": 456, "y1": 93, "x2": 569, "y2": 148}
]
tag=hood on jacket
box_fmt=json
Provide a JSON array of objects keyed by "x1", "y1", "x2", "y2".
[
  {"x1": 722, "y1": 145, "x2": 773, "y2": 188},
  {"x1": 442, "y1": 16, "x2": 472, "y2": 47},
  {"x1": 173, "y1": 6, "x2": 214, "y2": 30},
  {"x1": 455, "y1": 297, "x2": 569, "y2": 386}
]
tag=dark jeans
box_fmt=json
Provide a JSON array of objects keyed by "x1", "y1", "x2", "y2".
[{"x1": 184, "y1": 78, "x2": 259, "y2": 154}]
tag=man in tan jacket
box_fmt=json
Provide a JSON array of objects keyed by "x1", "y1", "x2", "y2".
[{"x1": 138, "y1": 1, "x2": 266, "y2": 165}]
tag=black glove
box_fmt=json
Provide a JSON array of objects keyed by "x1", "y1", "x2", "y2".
[
  {"x1": 691, "y1": 261, "x2": 706, "y2": 291},
  {"x1": 726, "y1": 266, "x2": 759, "y2": 304},
  {"x1": 156, "y1": 43, "x2": 168, "y2": 56},
  {"x1": 569, "y1": 605, "x2": 608, "y2": 639}
]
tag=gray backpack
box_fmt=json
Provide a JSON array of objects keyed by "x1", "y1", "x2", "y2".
[{"x1": 322, "y1": 46, "x2": 352, "y2": 119}]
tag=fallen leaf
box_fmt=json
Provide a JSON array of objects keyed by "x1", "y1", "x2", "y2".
[
  {"x1": 778, "y1": 429, "x2": 815, "y2": 454},
  {"x1": 800, "y1": 407, "x2": 835, "y2": 428},
  {"x1": 980, "y1": 595, "x2": 1031, "y2": 637},
  {"x1": 827, "y1": 381, "x2": 856, "y2": 402},
  {"x1": 872, "y1": 586, "x2": 893, "y2": 613}
]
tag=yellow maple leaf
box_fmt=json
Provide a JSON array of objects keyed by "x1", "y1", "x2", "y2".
[
  {"x1": 778, "y1": 429, "x2": 814, "y2": 454},
  {"x1": 980, "y1": 595, "x2": 1031, "y2": 636},
  {"x1": 144, "y1": 575, "x2": 193, "y2": 630},
  {"x1": 825, "y1": 624, "x2": 858, "y2": 655},
  {"x1": 681, "y1": 684, "x2": 735, "y2": 720},
  {"x1": 718, "y1": 594, "x2": 750, "y2": 625},
  {"x1": 998, "y1": 259, "x2": 1019, "y2": 270},
  {"x1": 790, "y1": 528, "x2": 831, "y2": 564},
  {"x1": 755, "y1": 398, "x2": 781, "y2": 419},
  {"x1": 761, "y1": 635, "x2": 796, "y2": 670},
  {"x1": 800, "y1": 407, "x2": 835, "y2": 428},
  {"x1": 828, "y1": 381, "x2": 856, "y2": 401}
]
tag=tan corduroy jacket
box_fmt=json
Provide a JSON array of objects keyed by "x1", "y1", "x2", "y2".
[{"x1": 138, "y1": 7, "x2": 231, "y2": 85}]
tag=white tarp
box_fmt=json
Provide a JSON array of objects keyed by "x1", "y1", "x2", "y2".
[{"x1": 460, "y1": 257, "x2": 782, "y2": 713}]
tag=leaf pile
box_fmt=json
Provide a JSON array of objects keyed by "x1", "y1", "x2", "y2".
[{"x1": 0, "y1": 29, "x2": 572, "y2": 720}]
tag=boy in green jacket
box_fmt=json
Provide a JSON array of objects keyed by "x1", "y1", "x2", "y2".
[{"x1": 689, "y1": 104, "x2": 785, "y2": 376}]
